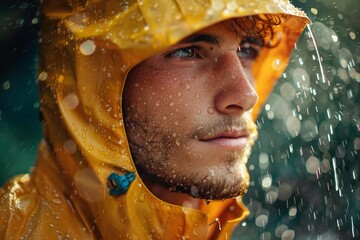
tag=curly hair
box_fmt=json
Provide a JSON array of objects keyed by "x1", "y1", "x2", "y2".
[{"x1": 231, "y1": 14, "x2": 282, "y2": 48}]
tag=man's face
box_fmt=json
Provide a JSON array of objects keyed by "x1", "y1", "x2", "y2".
[{"x1": 123, "y1": 20, "x2": 259, "y2": 200}]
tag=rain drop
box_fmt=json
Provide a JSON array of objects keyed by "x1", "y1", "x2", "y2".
[
  {"x1": 52, "y1": 198, "x2": 62, "y2": 205},
  {"x1": 281, "y1": 229, "x2": 295, "y2": 240},
  {"x1": 289, "y1": 206, "x2": 297, "y2": 219},
  {"x1": 2, "y1": 81, "x2": 10, "y2": 90},
  {"x1": 38, "y1": 71, "x2": 48, "y2": 81},
  {"x1": 311, "y1": 8, "x2": 318, "y2": 15},
  {"x1": 31, "y1": 18, "x2": 39, "y2": 24},
  {"x1": 63, "y1": 93, "x2": 80, "y2": 110},
  {"x1": 262, "y1": 175, "x2": 272, "y2": 189},
  {"x1": 306, "y1": 156, "x2": 320, "y2": 174},
  {"x1": 120, "y1": 64, "x2": 127, "y2": 72},
  {"x1": 226, "y1": 2, "x2": 237, "y2": 11},
  {"x1": 349, "y1": 32, "x2": 356, "y2": 40},
  {"x1": 331, "y1": 34, "x2": 338, "y2": 42},
  {"x1": 79, "y1": 40, "x2": 96, "y2": 56},
  {"x1": 272, "y1": 59, "x2": 282, "y2": 70},
  {"x1": 138, "y1": 193, "x2": 145, "y2": 202},
  {"x1": 212, "y1": 1, "x2": 224, "y2": 11},
  {"x1": 255, "y1": 214, "x2": 268, "y2": 228}
]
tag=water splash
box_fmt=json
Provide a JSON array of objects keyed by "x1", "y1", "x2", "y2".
[
  {"x1": 331, "y1": 157, "x2": 340, "y2": 192},
  {"x1": 306, "y1": 24, "x2": 326, "y2": 84}
]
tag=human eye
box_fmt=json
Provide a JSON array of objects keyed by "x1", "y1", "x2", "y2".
[
  {"x1": 165, "y1": 46, "x2": 200, "y2": 59},
  {"x1": 237, "y1": 38, "x2": 263, "y2": 60}
]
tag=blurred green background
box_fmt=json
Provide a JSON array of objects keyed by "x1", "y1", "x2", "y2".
[{"x1": 0, "y1": 0, "x2": 359, "y2": 239}]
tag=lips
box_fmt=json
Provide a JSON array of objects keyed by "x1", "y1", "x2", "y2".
[{"x1": 199, "y1": 129, "x2": 250, "y2": 149}]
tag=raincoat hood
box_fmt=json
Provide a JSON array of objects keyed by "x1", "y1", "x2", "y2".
[{"x1": 1, "y1": 0, "x2": 308, "y2": 239}]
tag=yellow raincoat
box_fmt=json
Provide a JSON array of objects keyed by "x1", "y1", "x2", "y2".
[{"x1": 0, "y1": 0, "x2": 308, "y2": 239}]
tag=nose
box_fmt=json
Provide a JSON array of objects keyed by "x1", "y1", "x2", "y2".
[{"x1": 214, "y1": 54, "x2": 259, "y2": 115}]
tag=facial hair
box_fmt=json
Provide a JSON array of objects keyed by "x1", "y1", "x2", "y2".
[{"x1": 123, "y1": 108, "x2": 258, "y2": 200}]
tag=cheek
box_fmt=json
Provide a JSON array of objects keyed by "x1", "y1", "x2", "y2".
[{"x1": 124, "y1": 68, "x2": 213, "y2": 130}]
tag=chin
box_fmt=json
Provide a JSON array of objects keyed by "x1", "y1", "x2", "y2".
[{"x1": 166, "y1": 167, "x2": 250, "y2": 201}]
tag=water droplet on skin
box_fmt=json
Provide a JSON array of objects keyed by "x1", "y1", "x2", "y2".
[
  {"x1": 175, "y1": 138, "x2": 181, "y2": 146},
  {"x1": 155, "y1": 100, "x2": 161, "y2": 107},
  {"x1": 79, "y1": 40, "x2": 96, "y2": 56},
  {"x1": 185, "y1": 82, "x2": 191, "y2": 89},
  {"x1": 207, "y1": 107, "x2": 214, "y2": 114},
  {"x1": 169, "y1": 101, "x2": 174, "y2": 107}
]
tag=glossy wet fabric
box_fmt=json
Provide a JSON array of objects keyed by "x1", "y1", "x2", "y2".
[{"x1": 0, "y1": 0, "x2": 308, "y2": 239}]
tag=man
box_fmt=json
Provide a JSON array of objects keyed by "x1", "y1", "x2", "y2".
[{"x1": 0, "y1": 0, "x2": 308, "y2": 239}]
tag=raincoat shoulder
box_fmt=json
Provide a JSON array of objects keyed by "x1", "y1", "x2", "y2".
[{"x1": 0, "y1": 142, "x2": 94, "y2": 239}]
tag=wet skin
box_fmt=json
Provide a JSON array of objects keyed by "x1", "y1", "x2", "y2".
[{"x1": 123, "y1": 20, "x2": 260, "y2": 203}]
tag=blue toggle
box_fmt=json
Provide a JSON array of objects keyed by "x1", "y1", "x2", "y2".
[{"x1": 107, "y1": 172, "x2": 135, "y2": 196}]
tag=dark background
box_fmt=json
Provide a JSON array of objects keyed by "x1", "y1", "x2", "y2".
[{"x1": 0, "y1": 0, "x2": 359, "y2": 239}]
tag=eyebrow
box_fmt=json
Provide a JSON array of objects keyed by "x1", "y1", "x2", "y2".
[
  {"x1": 242, "y1": 37, "x2": 265, "y2": 46},
  {"x1": 179, "y1": 33, "x2": 221, "y2": 46}
]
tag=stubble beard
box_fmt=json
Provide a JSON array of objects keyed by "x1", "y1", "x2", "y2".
[{"x1": 123, "y1": 110, "x2": 256, "y2": 201}]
